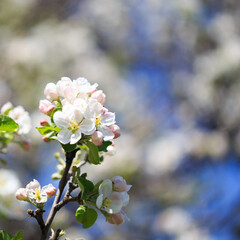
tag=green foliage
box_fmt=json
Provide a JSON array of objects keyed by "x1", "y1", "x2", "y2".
[
  {"x1": 85, "y1": 142, "x2": 100, "y2": 164},
  {"x1": 36, "y1": 126, "x2": 60, "y2": 135},
  {"x1": 75, "y1": 206, "x2": 98, "y2": 229},
  {"x1": 98, "y1": 141, "x2": 112, "y2": 152},
  {"x1": 61, "y1": 143, "x2": 77, "y2": 152},
  {"x1": 0, "y1": 231, "x2": 23, "y2": 240},
  {"x1": 0, "y1": 115, "x2": 19, "y2": 132},
  {"x1": 76, "y1": 173, "x2": 94, "y2": 200}
]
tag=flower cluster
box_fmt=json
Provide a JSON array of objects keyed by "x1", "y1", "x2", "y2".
[
  {"x1": 0, "y1": 102, "x2": 31, "y2": 151},
  {"x1": 96, "y1": 176, "x2": 131, "y2": 225},
  {"x1": 16, "y1": 179, "x2": 56, "y2": 206},
  {"x1": 39, "y1": 77, "x2": 120, "y2": 152}
]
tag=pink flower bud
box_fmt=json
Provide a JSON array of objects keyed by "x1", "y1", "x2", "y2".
[
  {"x1": 91, "y1": 131, "x2": 103, "y2": 146},
  {"x1": 16, "y1": 188, "x2": 28, "y2": 201},
  {"x1": 106, "y1": 144, "x2": 116, "y2": 156},
  {"x1": 107, "y1": 210, "x2": 127, "y2": 225},
  {"x1": 42, "y1": 136, "x2": 51, "y2": 143},
  {"x1": 39, "y1": 100, "x2": 56, "y2": 115},
  {"x1": 109, "y1": 124, "x2": 121, "y2": 139},
  {"x1": 40, "y1": 119, "x2": 49, "y2": 126},
  {"x1": 21, "y1": 140, "x2": 31, "y2": 151},
  {"x1": 112, "y1": 176, "x2": 131, "y2": 192},
  {"x1": 44, "y1": 83, "x2": 59, "y2": 100},
  {"x1": 91, "y1": 90, "x2": 106, "y2": 105},
  {"x1": 45, "y1": 185, "x2": 57, "y2": 198}
]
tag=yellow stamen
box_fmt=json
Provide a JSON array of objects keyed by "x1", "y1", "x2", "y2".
[
  {"x1": 34, "y1": 188, "x2": 42, "y2": 201},
  {"x1": 94, "y1": 115, "x2": 102, "y2": 127},
  {"x1": 103, "y1": 199, "x2": 113, "y2": 207}
]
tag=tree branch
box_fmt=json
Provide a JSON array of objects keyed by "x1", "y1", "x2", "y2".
[{"x1": 40, "y1": 149, "x2": 78, "y2": 240}]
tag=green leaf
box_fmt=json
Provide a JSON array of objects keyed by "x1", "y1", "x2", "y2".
[
  {"x1": 36, "y1": 126, "x2": 60, "y2": 135},
  {"x1": 93, "y1": 180, "x2": 103, "y2": 192},
  {"x1": 76, "y1": 207, "x2": 98, "y2": 229},
  {"x1": 98, "y1": 141, "x2": 112, "y2": 152},
  {"x1": 0, "y1": 230, "x2": 12, "y2": 240},
  {"x1": 86, "y1": 142, "x2": 100, "y2": 165},
  {"x1": 0, "y1": 115, "x2": 19, "y2": 132},
  {"x1": 12, "y1": 231, "x2": 23, "y2": 240},
  {"x1": 78, "y1": 176, "x2": 94, "y2": 193},
  {"x1": 61, "y1": 143, "x2": 77, "y2": 152}
]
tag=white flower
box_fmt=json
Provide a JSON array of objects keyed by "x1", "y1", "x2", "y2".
[
  {"x1": 1, "y1": 102, "x2": 13, "y2": 114},
  {"x1": 96, "y1": 179, "x2": 123, "y2": 214},
  {"x1": 26, "y1": 179, "x2": 55, "y2": 204},
  {"x1": 8, "y1": 106, "x2": 31, "y2": 135},
  {"x1": 53, "y1": 104, "x2": 95, "y2": 144},
  {"x1": 44, "y1": 82, "x2": 59, "y2": 101},
  {"x1": 56, "y1": 77, "x2": 78, "y2": 102},
  {"x1": 73, "y1": 77, "x2": 98, "y2": 94},
  {"x1": 86, "y1": 99, "x2": 115, "y2": 140}
]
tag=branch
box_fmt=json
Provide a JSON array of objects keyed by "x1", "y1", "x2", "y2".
[
  {"x1": 51, "y1": 228, "x2": 61, "y2": 240},
  {"x1": 27, "y1": 209, "x2": 45, "y2": 232},
  {"x1": 40, "y1": 149, "x2": 78, "y2": 240}
]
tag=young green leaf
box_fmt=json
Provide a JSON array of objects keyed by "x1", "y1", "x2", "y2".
[
  {"x1": 12, "y1": 231, "x2": 23, "y2": 240},
  {"x1": 75, "y1": 207, "x2": 98, "y2": 229},
  {"x1": 36, "y1": 126, "x2": 60, "y2": 135},
  {"x1": 0, "y1": 230, "x2": 12, "y2": 240},
  {"x1": 98, "y1": 141, "x2": 112, "y2": 152},
  {"x1": 0, "y1": 115, "x2": 19, "y2": 132},
  {"x1": 78, "y1": 176, "x2": 94, "y2": 193},
  {"x1": 86, "y1": 142, "x2": 100, "y2": 165},
  {"x1": 61, "y1": 143, "x2": 77, "y2": 152}
]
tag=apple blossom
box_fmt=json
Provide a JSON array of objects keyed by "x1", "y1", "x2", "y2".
[
  {"x1": 44, "y1": 82, "x2": 59, "y2": 100},
  {"x1": 39, "y1": 100, "x2": 56, "y2": 115},
  {"x1": 53, "y1": 104, "x2": 95, "y2": 144},
  {"x1": 56, "y1": 77, "x2": 77, "y2": 102},
  {"x1": 91, "y1": 131, "x2": 103, "y2": 146},
  {"x1": 26, "y1": 180, "x2": 56, "y2": 204},
  {"x1": 91, "y1": 90, "x2": 106, "y2": 105},
  {"x1": 96, "y1": 179, "x2": 123, "y2": 214},
  {"x1": 8, "y1": 105, "x2": 31, "y2": 135},
  {"x1": 85, "y1": 99, "x2": 115, "y2": 141},
  {"x1": 73, "y1": 77, "x2": 98, "y2": 94},
  {"x1": 112, "y1": 176, "x2": 132, "y2": 192},
  {"x1": 109, "y1": 124, "x2": 121, "y2": 139},
  {"x1": 1, "y1": 102, "x2": 13, "y2": 114},
  {"x1": 16, "y1": 188, "x2": 28, "y2": 201}
]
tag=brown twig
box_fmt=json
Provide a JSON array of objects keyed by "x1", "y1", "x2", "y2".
[
  {"x1": 40, "y1": 149, "x2": 78, "y2": 240},
  {"x1": 27, "y1": 209, "x2": 45, "y2": 231},
  {"x1": 51, "y1": 228, "x2": 62, "y2": 240}
]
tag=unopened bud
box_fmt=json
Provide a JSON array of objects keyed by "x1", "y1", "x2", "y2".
[
  {"x1": 109, "y1": 124, "x2": 121, "y2": 139},
  {"x1": 16, "y1": 188, "x2": 28, "y2": 201},
  {"x1": 91, "y1": 131, "x2": 103, "y2": 146},
  {"x1": 40, "y1": 119, "x2": 49, "y2": 126},
  {"x1": 44, "y1": 83, "x2": 59, "y2": 100},
  {"x1": 39, "y1": 100, "x2": 56, "y2": 115},
  {"x1": 112, "y1": 176, "x2": 131, "y2": 192},
  {"x1": 91, "y1": 90, "x2": 106, "y2": 105}
]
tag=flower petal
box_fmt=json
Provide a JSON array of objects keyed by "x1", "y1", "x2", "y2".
[
  {"x1": 70, "y1": 129, "x2": 82, "y2": 144},
  {"x1": 96, "y1": 194, "x2": 103, "y2": 209},
  {"x1": 80, "y1": 118, "x2": 95, "y2": 135},
  {"x1": 99, "y1": 179, "x2": 112, "y2": 198},
  {"x1": 53, "y1": 111, "x2": 69, "y2": 129},
  {"x1": 57, "y1": 129, "x2": 72, "y2": 144},
  {"x1": 121, "y1": 192, "x2": 130, "y2": 207}
]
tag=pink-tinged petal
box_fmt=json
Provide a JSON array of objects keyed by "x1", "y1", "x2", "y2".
[
  {"x1": 70, "y1": 129, "x2": 82, "y2": 144},
  {"x1": 96, "y1": 194, "x2": 103, "y2": 209},
  {"x1": 112, "y1": 176, "x2": 127, "y2": 192},
  {"x1": 91, "y1": 131, "x2": 103, "y2": 146},
  {"x1": 99, "y1": 126, "x2": 114, "y2": 141},
  {"x1": 26, "y1": 179, "x2": 40, "y2": 190},
  {"x1": 107, "y1": 210, "x2": 126, "y2": 225},
  {"x1": 99, "y1": 179, "x2": 112, "y2": 198},
  {"x1": 53, "y1": 111, "x2": 69, "y2": 129},
  {"x1": 101, "y1": 112, "x2": 115, "y2": 126},
  {"x1": 107, "y1": 192, "x2": 123, "y2": 214},
  {"x1": 80, "y1": 118, "x2": 95, "y2": 135},
  {"x1": 57, "y1": 129, "x2": 72, "y2": 144}
]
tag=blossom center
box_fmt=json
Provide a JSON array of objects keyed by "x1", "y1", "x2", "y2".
[
  {"x1": 94, "y1": 115, "x2": 102, "y2": 127},
  {"x1": 103, "y1": 198, "x2": 113, "y2": 207},
  {"x1": 69, "y1": 121, "x2": 79, "y2": 131},
  {"x1": 35, "y1": 188, "x2": 42, "y2": 201}
]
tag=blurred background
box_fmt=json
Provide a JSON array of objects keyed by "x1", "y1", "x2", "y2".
[{"x1": 1, "y1": 0, "x2": 240, "y2": 239}]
